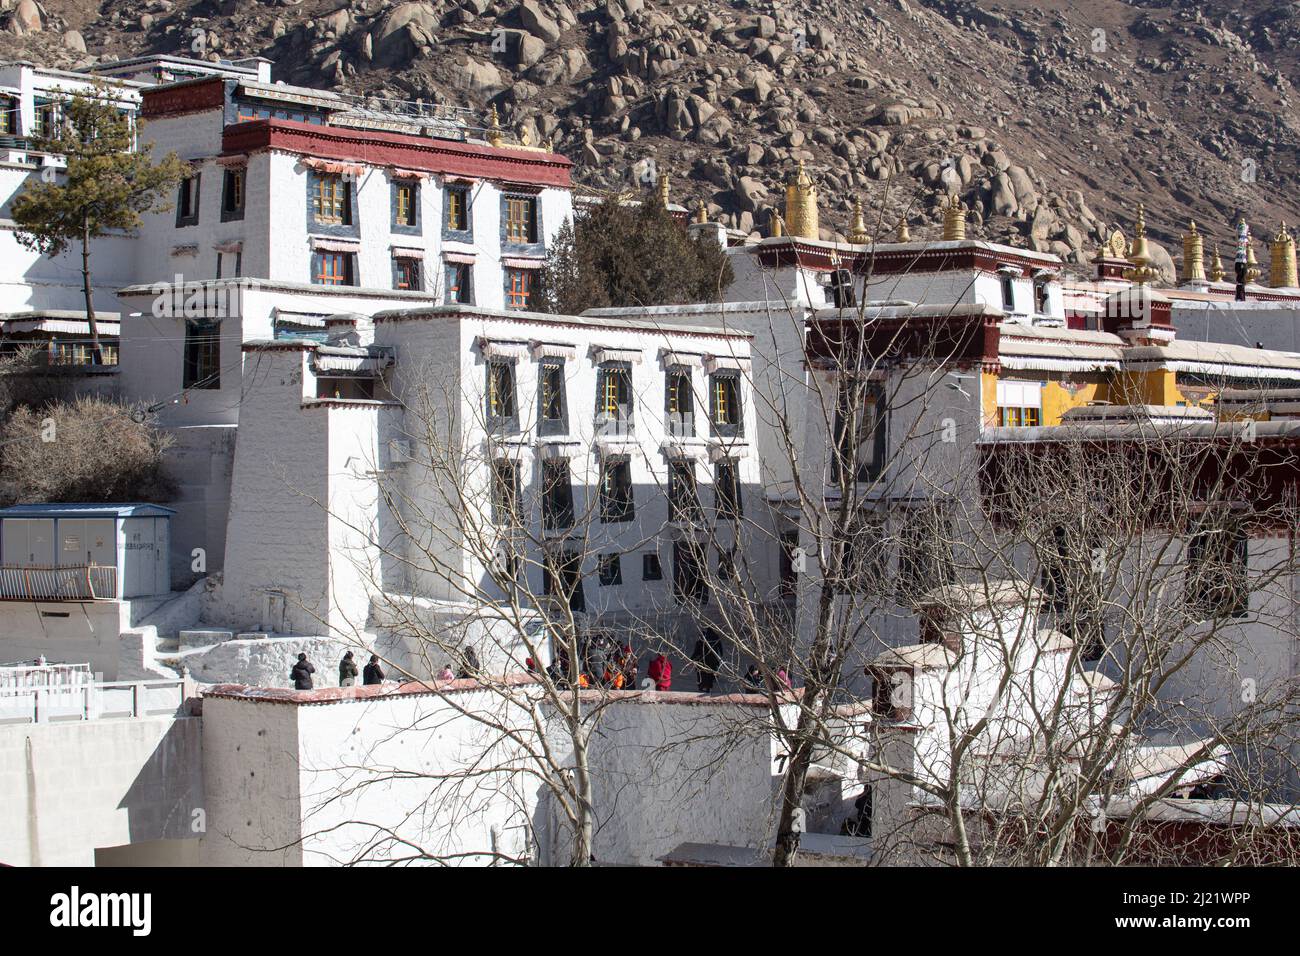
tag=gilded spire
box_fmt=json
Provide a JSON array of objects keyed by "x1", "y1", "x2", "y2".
[
  {"x1": 694, "y1": 201, "x2": 708, "y2": 224},
  {"x1": 846, "y1": 198, "x2": 870, "y2": 244},
  {"x1": 657, "y1": 170, "x2": 670, "y2": 207},
  {"x1": 941, "y1": 195, "x2": 966, "y2": 241},
  {"x1": 1208, "y1": 244, "x2": 1225, "y2": 282},
  {"x1": 486, "y1": 105, "x2": 503, "y2": 148},
  {"x1": 1270, "y1": 222, "x2": 1298, "y2": 288},
  {"x1": 897, "y1": 218, "x2": 911, "y2": 242},
  {"x1": 1245, "y1": 238, "x2": 1262, "y2": 283},
  {"x1": 783, "y1": 160, "x2": 819, "y2": 239},
  {"x1": 1123, "y1": 203, "x2": 1158, "y2": 285},
  {"x1": 1181, "y1": 220, "x2": 1205, "y2": 283},
  {"x1": 770, "y1": 210, "x2": 784, "y2": 237}
]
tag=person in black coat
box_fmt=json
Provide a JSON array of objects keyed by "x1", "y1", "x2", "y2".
[
  {"x1": 290, "y1": 653, "x2": 315, "y2": 690},
  {"x1": 691, "y1": 630, "x2": 721, "y2": 693},
  {"x1": 339, "y1": 651, "x2": 359, "y2": 686},
  {"x1": 362, "y1": 654, "x2": 385, "y2": 685},
  {"x1": 458, "y1": 646, "x2": 481, "y2": 679}
]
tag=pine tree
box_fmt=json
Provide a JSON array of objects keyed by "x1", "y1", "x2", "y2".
[
  {"x1": 539, "y1": 196, "x2": 734, "y2": 314},
  {"x1": 11, "y1": 84, "x2": 186, "y2": 365}
]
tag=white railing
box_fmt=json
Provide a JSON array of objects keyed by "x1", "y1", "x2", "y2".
[{"x1": 0, "y1": 678, "x2": 185, "y2": 724}]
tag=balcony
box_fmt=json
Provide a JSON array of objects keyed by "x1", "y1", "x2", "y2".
[{"x1": 0, "y1": 565, "x2": 118, "y2": 602}]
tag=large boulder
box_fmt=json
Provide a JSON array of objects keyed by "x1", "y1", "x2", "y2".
[
  {"x1": 456, "y1": 57, "x2": 503, "y2": 93},
  {"x1": 13, "y1": 0, "x2": 42, "y2": 34},
  {"x1": 519, "y1": 0, "x2": 561, "y2": 44},
  {"x1": 372, "y1": 2, "x2": 438, "y2": 66},
  {"x1": 733, "y1": 176, "x2": 769, "y2": 212}
]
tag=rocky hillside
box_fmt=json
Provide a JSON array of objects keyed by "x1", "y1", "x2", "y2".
[{"x1": 5, "y1": 0, "x2": 1300, "y2": 275}]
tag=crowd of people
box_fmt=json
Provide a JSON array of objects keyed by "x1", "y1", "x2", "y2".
[{"x1": 289, "y1": 633, "x2": 794, "y2": 697}]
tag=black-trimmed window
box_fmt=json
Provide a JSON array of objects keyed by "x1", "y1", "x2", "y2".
[
  {"x1": 672, "y1": 539, "x2": 709, "y2": 605},
  {"x1": 312, "y1": 251, "x2": 356, "y2": 286},
  {"x1": 596, "y1": 362, "x2": 633, "y2": 432},
  {"x1": 216, "y1": 250, "x2": 242, "y2": 279},
  {"x1": 1186, "y1": 523, "x2": 1249, "y2": 620},
  {"x1": 176, "y1": 171, "x2": 200, "y2": 227},
  {"x1": 393, "y1": 256, "x2": 422, "y2": 291},
  {"x1": 220, "y1": 168, "x2": 244, "y2": 221},
  {"x1": 446, "y1": 262, "x2": 473, "y2": 304},
  {"x1": 538, "y1": 359, "x2": 567, "y2": 436},
  {"x1": 779, "y1": 528, "x2": 800, "y2": 600},
  {"x1": 666, "y1": 367, "x2": 694, "y2": 438},
  {"x1": 1034, "y1": 279, "x2": 1050, "y2": 314},
  {"x1": 599, "y1": 456, "x2": 634, "y2": 523},
  {"x1": 0, "y1": 96, "x2": 17, "y2": 135},
  {"x1": 485, "y1": 358, "x2": 518, "y2": 433},
  {"x1": 711, "y1": 370, "x2": 743, "y2": 438},
  {"x1": 32, "y1": 99, "x2": 62, "y2": 138},
  {"x1": 504, "y1": 195, "x2": 539, "y2": 244},
  {"x1": 491, "y1": 459, "x2": 522, "y2": 525},
  {"x1": 643, "y1": 552, "x2": 663, "y2": 581},
  {"x1": 714, "y1": 459, "x2": 742, "y2": 521},
  {"x1": 1000, "y1": 274, "x2": 1016, "y2": 311},
  {"x1": 831, "y1": 381, "x2": 887, "y2": 484},
  {"x1": 668, "y1": 460, "x2": 701, "y2": 524},
  {"x1": 183, "y1": 319, "x2": 220, "y2": 390},
  {"x1": 393, "y1": 180, "x2": 419, "y2": 229},
  {"x1": 445, "y1": 185, "x2": 470, "y2": 233},
  {"x1": 541, "y1": 459, "x2": 575, "y2": 531},
  {"x1": 543, "y1": 548, "x2": 585, "y2": 613},
  {"x1": 311, "y1": 172, "x2": 352, "y2": 226},
  {"x1": 505, "y1": 268, "x2": 534, "y2": 310},
  {"x1": 598, "y1": 553, "x2": 622, "y2": 587}
]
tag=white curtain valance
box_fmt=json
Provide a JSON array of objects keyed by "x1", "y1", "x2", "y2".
[
  {"x1": 704, "y1": 354, "x2": 752, "y2": 374},
  {"x1": 531, "y1": 340, "x2": 578, "y2": 360},
  {"x1": 592, "y1": 346, "x2": 643, "y2": 365},
  {"x1": 502, "y1": 257, "x2": 545, "y2": 270},
  {"x1": 660, "y1": 350, "x2": 703, "y2": 368},
  {"x1": 479, "y1": 338, "x2": 531, "y2": 360},
  {"x1": 311, "y1": 237, "x2": 361, "y2": 253},
  {"x1": 300, "y1": 157, "x2": 365, "y2": 177},
  {"x1": 538, "y1": 440, "x2": 583, "y2": 460},
  {"x1": 170, "y1": 245, "x2": 198, "y2": 258},
  {"x1": 390, "y1": 167, "x2": 429, "y2": 180},
  {"x1": 443, "y1": 251, "x2": 477, "y2": 265},
  {"x1": 213, "y1": 240, "x2": 243, "y2": 254},
  {"x1": 391, "y1": 246, "x2": 424, "y2": 259}
]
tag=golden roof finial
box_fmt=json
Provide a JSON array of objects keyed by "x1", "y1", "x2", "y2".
[
  {"x1": 1124, "y1": 202, "x2": 1158, "y2": 285},
  {"x1": 519, "y1": 125, "x2": 532, "y2": 147},
  {"x1": 694, "y1": 201, "x2": 708, "y2": 225},
  {"x1": 1208, "y1": 244, "x2": 1225, "y2": 282},
  {"x1": 846, "y1": 198, "x2": 870, "y2": 244},
  {"x1": 771, "y1": 210, "x2": 784, "y2": 237},
  {"x1": 1182, "y1": 219, "x2": 1205, "y2": 283},
  {"x1": 486, "y1": 105, "x2": 503, "y2": 148},
  {"x1": 1245, "y1": 238, "x2": 1262, "y2": 283},
  {"x1": 783, "y1": 160, "x2": 819, "y2": 239},
  {"x1": 941, "y1": 194, "x2": 966, "y2": 241},
  {"x1": 1271, "y1": 221, "x2": 1298, "y2": 288},
  {"x1": 657, "y1": 170, "x2": 670, "y2": 207},
  {"x1": 897, "y1": 218, "x2": 911, "y2": 242}
]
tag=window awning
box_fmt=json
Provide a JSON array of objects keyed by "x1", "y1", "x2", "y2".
[
  {"x1": 502, "y1": 257, "x2": 544, "y2": 270},
  {"x1": 592, "y1": 346, "x2": 643, "y2": 365},
  {"x1": 215, "y1": 154, "x2": 248, "y2": 168},
  {"x1": 300, "y1": 157, "x2": 365, "y2": 177},
  {"x1": 390, "y1": 246, "x2": 424, "y2": 259},
  {"x1": 478, "y1": 337, "x2": 531, "y2": 360},
  {"x1": 531, "y1": 340, "x2": 578, "y2": 360},
  {"x1": 170, "y1": 245, "x2": 198, "y2": 257},
  {"x1": 704, "y1": 354, "x2": 751, "y2": 374},
  {"x1": 660, "y1": 349, "x2": 704, "y2": 368},
  {"x1": 389, "y1": 167, "x2": 428, "y2": 180},
  {"x1": 443, "y1": 251, "x2": 477, "y2": 265},
  {"x1": 311, "y1": 237, "x2": 361, "y2": 253},
  {"x1": 538, "y1": 440, "x2": 582, "y2": 459},
  {"x1": 213, "y1": 240, "x2": 243, "y2": 254}
]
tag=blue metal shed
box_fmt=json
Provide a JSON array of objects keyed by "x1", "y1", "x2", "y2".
[{"x1": 0, "y1": 504, "x2": 174, "y2": 600}]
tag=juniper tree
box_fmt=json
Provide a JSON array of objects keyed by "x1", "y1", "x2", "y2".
[{"x1": 11, "y1": 85, "x2": 186, "y2": 365}]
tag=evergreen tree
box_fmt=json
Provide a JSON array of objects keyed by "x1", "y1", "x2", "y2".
[
  {"x1": 11, "y1": 85, "x2": 186, "y2": 364},
  {"x1": 539, "y1": 196, "x2": 734, "y2": 314}
]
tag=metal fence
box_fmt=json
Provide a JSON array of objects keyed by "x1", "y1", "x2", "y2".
[{"x1": 0, "y1": 564, "x2": 117, "y2": 601}]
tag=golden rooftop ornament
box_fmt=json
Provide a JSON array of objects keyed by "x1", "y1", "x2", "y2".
[
  {"x1": 694, "y1": 201, "x2": 708, "y2": 224},
  {"x1": 847, "y1": 198, "x2": 870, "y2": 244},
  {"x1": 1270, "y1": 222, "x2": 1298, "y2": 288},
  {"x1": 1208, "y1": 244, "x2": 1225, "y2": 282},
  {"x1": 1123, "y1": 203, "x2": 1158, "y2": 285},
  {"x1": 1181, "y1": 220, "x2": 1205, "y2": 283},
  {"x1": 783, "y1": 160, "x2": 819, "y2": 239},
  {"x1": 657, "y1": 171, "x2": 670, "y2": 207},
  {"x1": 486, "y1": 105, "x2": 504, "y2": 148},
  {"x1": 941, "y1": 195, "x2": 966, "y2": 241},
  {"x1": 897, "y1": 218, "x2": 911, "y2": 242}
]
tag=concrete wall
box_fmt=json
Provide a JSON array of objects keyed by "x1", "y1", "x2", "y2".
[
  {"x1": 0, "y1": 602, "x2": 125, "y2": 680},
  {"x1": 1173, "y1": 300, "x2": 1300, "y2": 353},
  {"x1": 0, "y1": 714, "x2": 203, "y2": 866}
]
